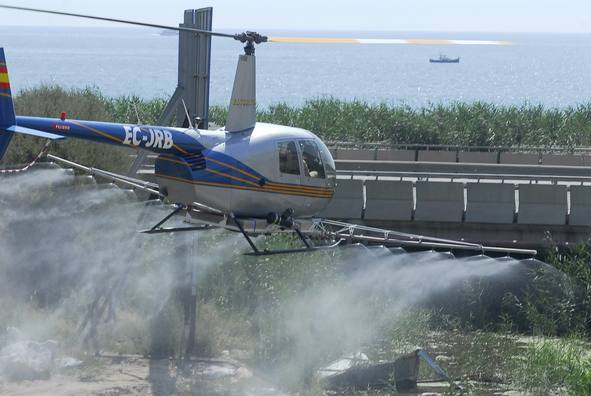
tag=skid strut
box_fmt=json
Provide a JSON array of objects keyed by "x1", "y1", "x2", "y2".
[
  {"x1": 140, "y1": 205, "x2": 210, "y2": 234},
  {"x1": 231, "y1": 214, "x2": 260, "y2": 254}
]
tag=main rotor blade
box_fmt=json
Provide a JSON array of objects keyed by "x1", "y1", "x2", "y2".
[
  {"x1": 268, "y1": 37, "x2": 512, "y2": 45},
  {"x1": 0, "y1": 4, "x2": 236, "y2": 39}
]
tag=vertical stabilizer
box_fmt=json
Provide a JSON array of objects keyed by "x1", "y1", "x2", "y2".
[
  {"x1": 225, "y1": 54, "x2": 256, "y2": 133},
  {"x1": 0, "y1": 48, "x2": 16, "y2": 160}
]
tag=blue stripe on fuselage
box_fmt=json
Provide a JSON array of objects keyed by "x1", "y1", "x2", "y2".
[
  {"x1": 156, "y1": 150, "x2": 265, "y2": 189},
  {"x1": 15, "y1": 116, "x2": 205, "y2": 155},
  {"x1": 203, "y1": 150, "x2": 264, "y2": 181},
  {"x1": 155, "y1": 150, "x2": 334, "y2": 198}
]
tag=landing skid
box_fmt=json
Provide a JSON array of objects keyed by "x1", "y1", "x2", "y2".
[
  {"x1": 146, "y1": 208, "x2": 537, "y2": 257},
  {"x1": 229, "y1": 213, "x2": 344, "y2": 256},
  {"x1": 243, "y1": 240, "x2": 344, "y2": 256}
]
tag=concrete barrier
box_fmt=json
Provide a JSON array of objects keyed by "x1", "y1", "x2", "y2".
[
  {"x1": 336, "y1": 148, "x2": 375, "y2": 161},
  {"x1": 364, "y1": 180, "x2": 413, "y2": 221},
  {"x1": 318, "y1": 179, "x2": 364, "y2": 220},
  {"x1": 458, "y1": 151, "x2": 498, "y2": 164},
  {"x1": 569, "y1": 185, "x2": 591, "y2": 226},
  {"x1": 466, "y1": 183, "x2": 515, "y2": 224},
  {"x1": 517, "y1": 184, "x2": 567, "y2": 225},
  {"x1": 418, "y1": 150, "x2": 457, "y2": 162},
  {"x1": 376, "y1": 149, "x2": 416, "y2": 161},
  {"x1": 582, "y1": 156, "x2": 591, "y2": 167},
  {"x1": 415, "y1": 181, "x2": 464, "y2": 222},
  {"x1": 541, "y1": 154, "x2": 584, "y2": 166},
  {"x1": 500, "y1": 152, "x2": 540, "y2": 165}
]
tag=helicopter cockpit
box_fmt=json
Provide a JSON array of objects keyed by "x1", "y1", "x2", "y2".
[
  {"x1": 299, "y1": 140, "x2": 325, "y2": 179},
  {"x1": 277, "y1": 139, "x2": 336, "y2": 184}
]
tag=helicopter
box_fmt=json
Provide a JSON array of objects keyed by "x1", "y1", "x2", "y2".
[{"x1": 0, "y1": 5, "x2": 534, "y2": 256}]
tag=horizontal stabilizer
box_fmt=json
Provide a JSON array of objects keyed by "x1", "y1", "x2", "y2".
[{"x1": 7, "y1": 125, "x2": 66, "y2": 140}]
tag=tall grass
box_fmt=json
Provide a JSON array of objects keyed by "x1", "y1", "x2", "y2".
[
  {"x1": 6, "y1": 86, "x2": 591, "y2": 171},
  {"x1": 212, "y1": 99, "x2": 591, "y2": 149},
  {"x1": 514, "y1": 337, "x2": 591, "y2": 395}
]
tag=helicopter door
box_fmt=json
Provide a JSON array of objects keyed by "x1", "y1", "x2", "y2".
[
  {"x1": 298, "y1": 139, "x2": 326, "y2": 188},
  {"x1": 277, "y1": 141, "x2": 302, "y2": 185}
]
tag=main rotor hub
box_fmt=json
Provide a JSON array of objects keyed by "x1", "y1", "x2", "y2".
[{"x1": 233, "y1": 31, "x2": 268, "y2": 55}]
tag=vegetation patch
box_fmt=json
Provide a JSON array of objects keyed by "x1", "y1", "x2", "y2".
[{"x1": 5, "y1": 86, "x2": 591, "y2": 171}]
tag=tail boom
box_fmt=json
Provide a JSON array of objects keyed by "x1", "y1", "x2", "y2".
[{"x1": 15, "y1": 116, "x2": 205, "y2": 156}]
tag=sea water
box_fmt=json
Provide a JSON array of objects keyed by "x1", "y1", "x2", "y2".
[{"x1": 1, "y1": 26, "x2": 590, "y2": 108}]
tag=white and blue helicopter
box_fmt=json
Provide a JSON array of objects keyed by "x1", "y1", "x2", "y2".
[{"x1": 0, "y1": 5, "x2": 534, "y2": 256}]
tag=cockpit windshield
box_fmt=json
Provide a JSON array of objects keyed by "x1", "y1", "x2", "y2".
[
  {"x1": 299, "y1": 140, "x2": 326, "y2": 179},
  {"x1": 315, "y1": 140, "x2": 336, "y2": 179}
]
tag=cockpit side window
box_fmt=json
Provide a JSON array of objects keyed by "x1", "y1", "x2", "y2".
[
  {"x1": 278, "y1": 141, "x2": 300, "y2": 175},
  {"x1": 299, "y1": 140, "x2": 326, "y2": 179}
]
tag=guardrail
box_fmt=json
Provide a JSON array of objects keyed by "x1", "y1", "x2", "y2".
[
  {"x1": 320, "y1": 178, "x2": 591, "y2": 228},
  {"x1": 336, "y1": 170, "x2": 591, "y2": 185},
  {"x1": 329, "y1": 147, "x2": 591, "y2": 165},
  {"x1": 335, "y1": 160, "x2": 591, "y2": 177},
  {"x1": 326, "y1": 142, "x2": 591, "y2": 154}
]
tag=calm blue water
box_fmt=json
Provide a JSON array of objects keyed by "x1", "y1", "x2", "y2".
[{"x1": 1, "y1": 27, "x2": 591, "y2": 108}]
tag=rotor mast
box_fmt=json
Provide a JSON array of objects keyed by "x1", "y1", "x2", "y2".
[{"x1": 233, "y1": 31, "x2": 268, "y2": 55}]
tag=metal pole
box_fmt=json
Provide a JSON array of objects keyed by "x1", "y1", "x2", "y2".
[
  {"x1": 177, "y1": 8, "x2": 212, "y2": 129},
  {"x1": 184, "y1": 232, "x2": 198, "y2": 358}
]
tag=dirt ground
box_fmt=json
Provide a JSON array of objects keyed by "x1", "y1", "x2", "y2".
[
  {"x1": 0, "y1": 351, "x2": 525, "y2": 396},
  {"x1": 0, "y1": 354, "x2": 284, "y2": 396}
]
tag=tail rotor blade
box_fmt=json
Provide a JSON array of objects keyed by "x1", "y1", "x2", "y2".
[
  {"x1": 268, "y1": 37, "x2": 512, "y2": 45},
  {"x1": 0, "y1": 4, "x2": 511, "y2": 46},
  {"x1": 0, "y1": 4, "x2": 236, "y2": 38}
]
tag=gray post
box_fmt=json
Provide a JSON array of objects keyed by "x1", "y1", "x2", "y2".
[
  {"x1": 128, "y1": 8, "x2": 212, "y2": 177},
  {"x1": 177, "y1": 7, "x2": 212, "y2": 129}
]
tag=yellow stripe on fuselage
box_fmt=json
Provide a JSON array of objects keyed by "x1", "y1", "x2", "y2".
[
  {"x1": 205, "y1": 157, "x2": 260, "y2": 181},
  {"x1": 0, "y1": 73, "x2": 9, "y2": 83},
  {"x1": 206, "y1": 168, "x2": 261, "y2": 188},
  {"x1": 206, "y1": 168, "x2": 333, "y2": 196},
  {"x1": 157, "y1": 155, "x2": 190, "y2": 167},
  {"x1": 265, "y1": 180, "x2": 334, "y2": 193},
  {"x1": 69, "y1": 120, "x2": 122, "y2": 144},
  {"x1": 159, "y1": 155, "x2": 334, "y2": 195},
  {"x1": 173, "y1": 144, "x2": 189, "y2": 155},
  {"x1": 156, "y1": 173, "x2": 333, "y2": 199},
  {"x1": 204, "y1": 156, "x2": 334, "y2": 193}
]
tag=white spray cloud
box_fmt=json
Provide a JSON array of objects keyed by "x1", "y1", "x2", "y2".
[
  {"x1": 265, "y1": 245, "x2": 531, "y2": 386},
  {"x1": 0, "y1": 166, "x2": 552, "y2": 392},
  {"x1": 0, "y1": 167, "x2": 242, "y2": 357}
]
